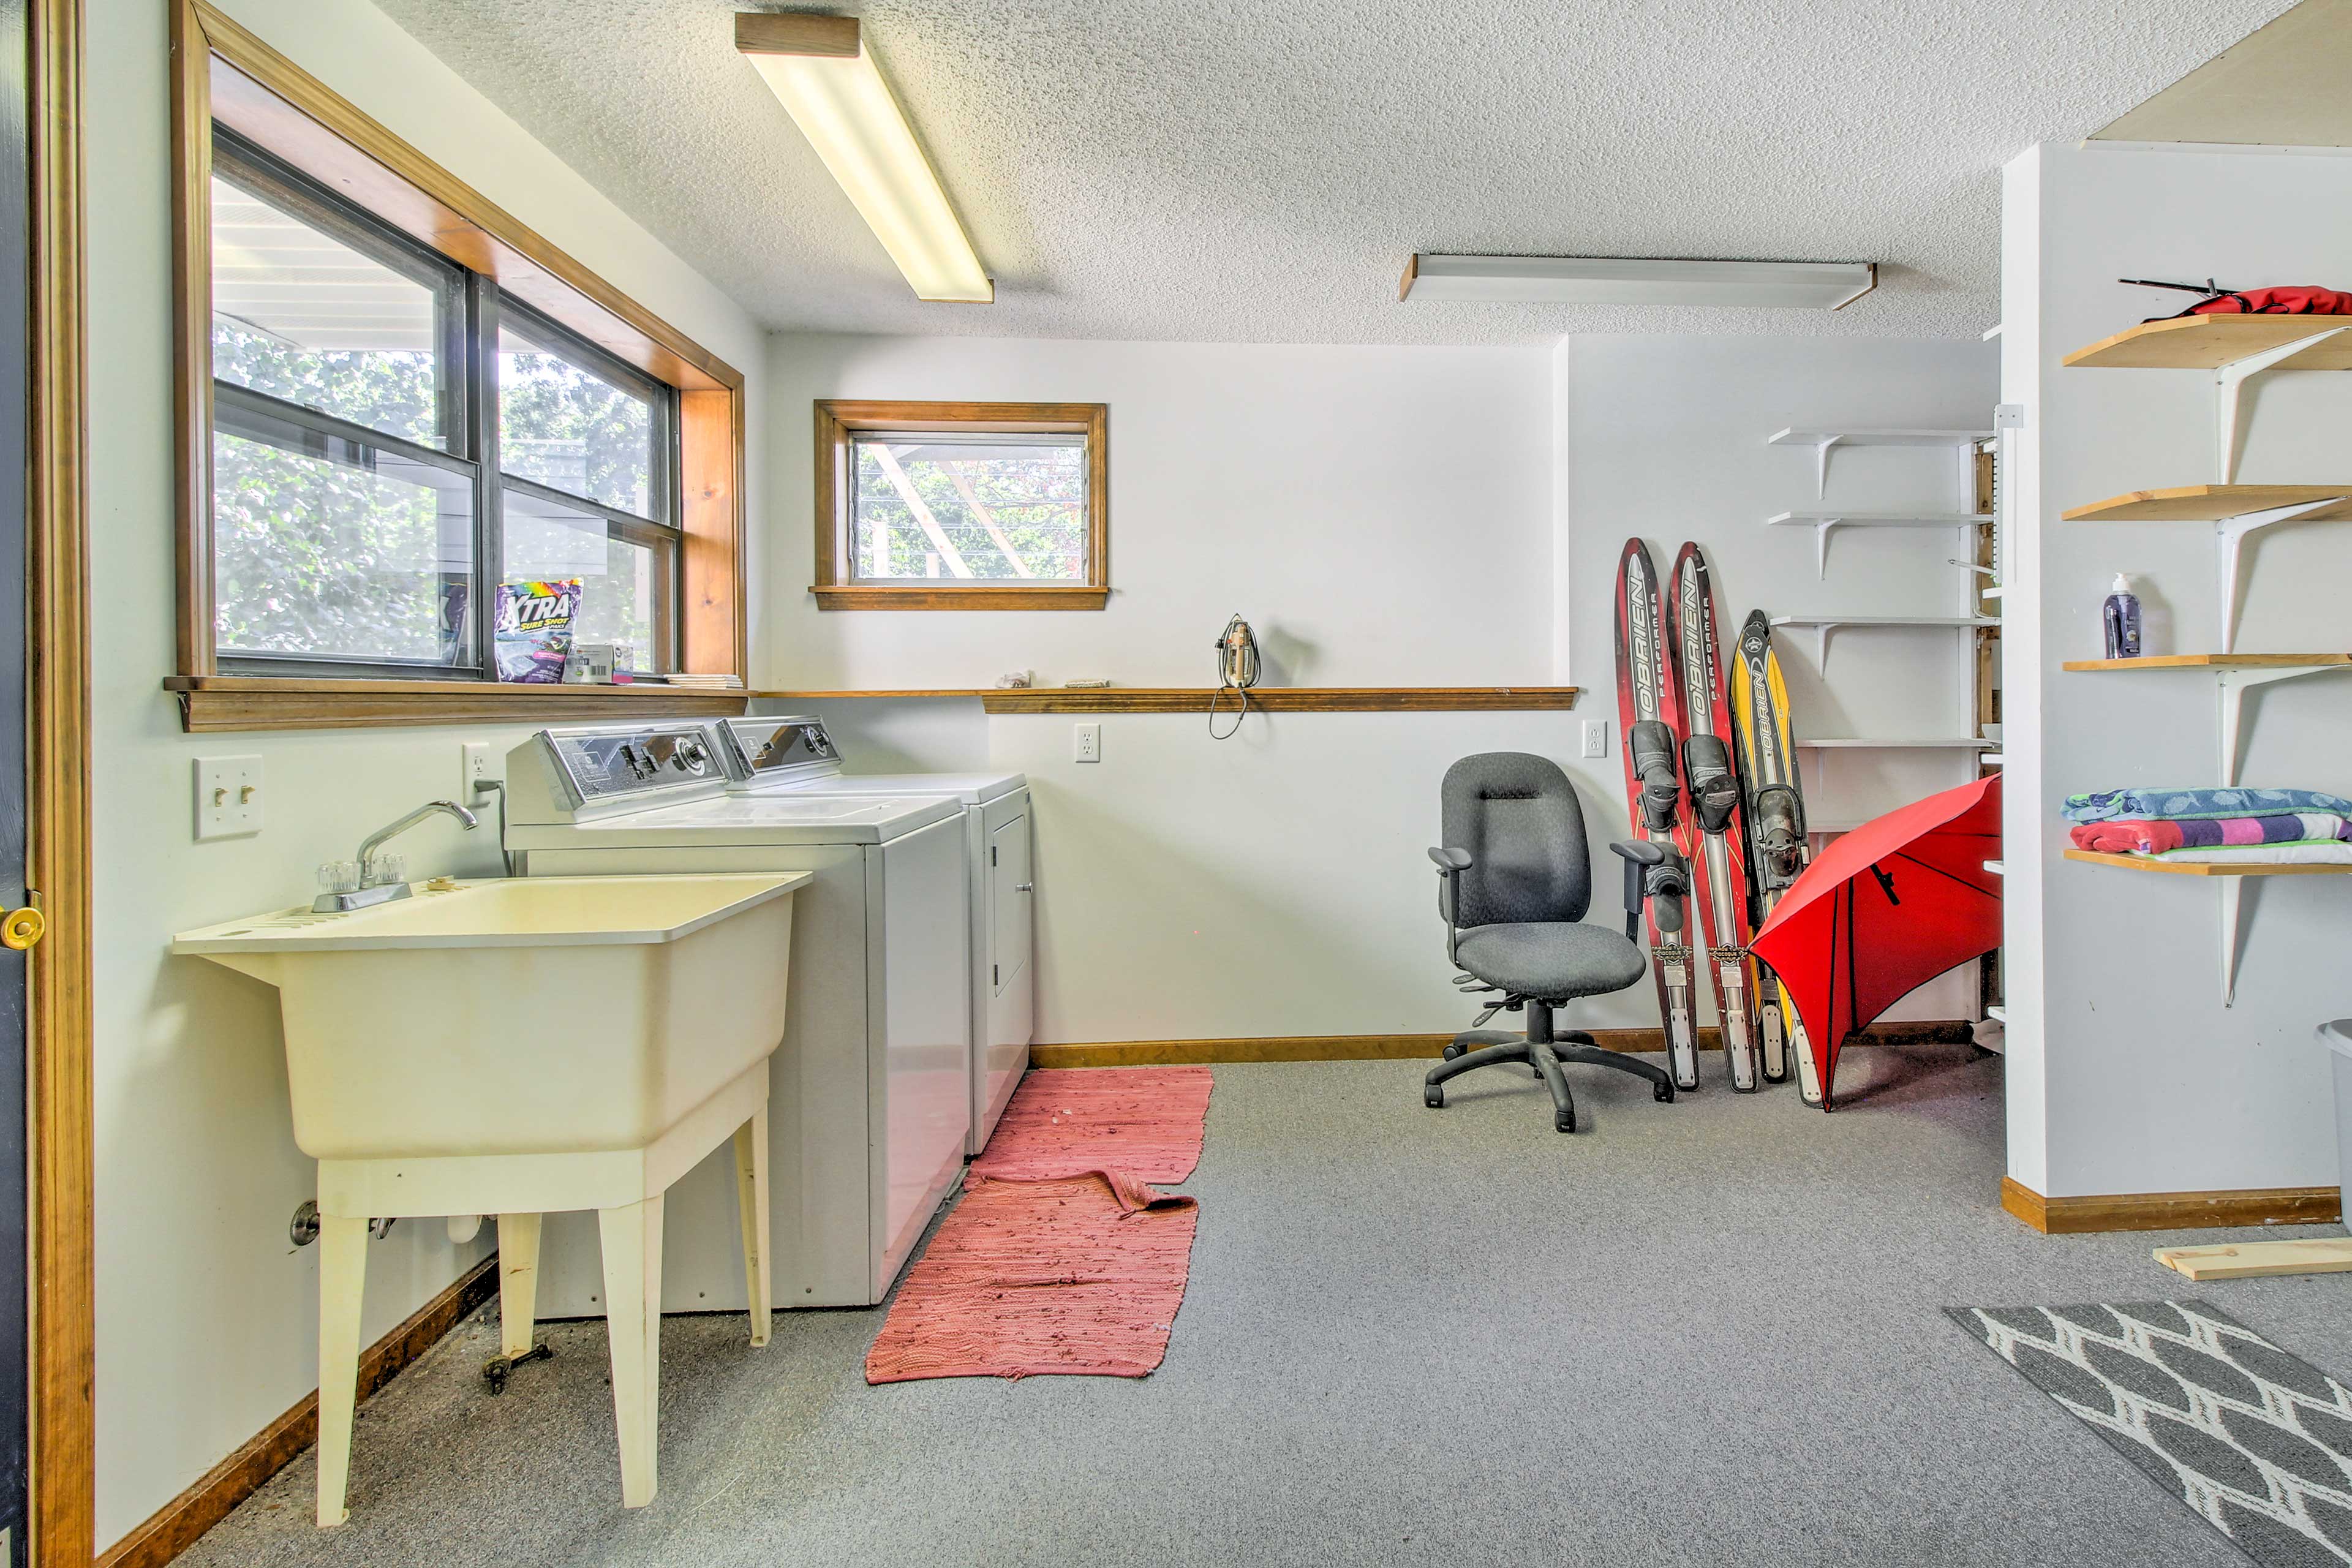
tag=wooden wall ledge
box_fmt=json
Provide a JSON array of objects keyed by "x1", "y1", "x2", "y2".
[
  {"x1": 978, "y1": 686, "x2": 1579, "y2": 714},
  {"x1": 164, "y1": 676, "x2": 753, "y2": 732}
]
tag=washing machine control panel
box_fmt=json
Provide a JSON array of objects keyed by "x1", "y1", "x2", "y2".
[
  {"x1": 545, "y1": 725, "x2": 721, "y2": 804},
  {"x1": 715, "y1": 716, "x2": 840, "y2": 786}
]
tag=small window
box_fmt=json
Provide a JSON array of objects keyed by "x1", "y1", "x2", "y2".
[{"x1": 814, "y1": 401, "x2": 1108, "y2": 609}]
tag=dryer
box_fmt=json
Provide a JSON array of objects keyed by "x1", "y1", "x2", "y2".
[
  {"x1": 712, "y1": 715, "x2": 1032, "y2": 1153},
  {"x1": 503, "y1": 723, "x2": 970, "y2": 1311}
]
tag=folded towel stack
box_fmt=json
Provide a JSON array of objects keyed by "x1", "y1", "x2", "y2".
[{"x1": 2064, "y1": 787, "x2": 2352, "y2": 866}]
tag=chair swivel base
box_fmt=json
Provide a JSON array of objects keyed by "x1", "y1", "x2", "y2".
[{"x1": 1422, "y1": 1003, "x2": 1674, "y2": 1133}]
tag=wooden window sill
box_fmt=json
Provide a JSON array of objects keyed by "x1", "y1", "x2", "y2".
[
  {"x1": 164, "y1": 676, "x2": 753, "y2": 733},
  {"x1": 810, "y1": 585, "x2": 1109, "y2": 611},
  {"x1": 978, "y1": 687, "x2": 1580, "y2": 714}
]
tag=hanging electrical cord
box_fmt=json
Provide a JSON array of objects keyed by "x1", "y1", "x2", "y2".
[{"x1": 1208, "y1": 612, "x2": 1260, "y2": 741}]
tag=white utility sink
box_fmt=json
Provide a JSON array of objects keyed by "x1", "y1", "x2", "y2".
[
  {"x1": 173, "y1": 873, "x2": 807, "y2": 1159},
  {"x1": 173, "y1": 871, "x2": 811, "y2": 1523}
]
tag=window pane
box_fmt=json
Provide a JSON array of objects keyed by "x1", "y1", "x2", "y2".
[
  {"x1": 210, "y1": 173, "x2": 450, "y2": 448},
  {"x1": 502, "y1": 486, "x2": 668, "y2": 673},
  {"x1": 850, "y1": 434, "x2": 1088, "y2": 582},
  {"x1": 499, "y1": 325, "x2": 656, "y2": 518},
  {"x1": 213, "y1": 429, "x2": 474, "y2": 664}
]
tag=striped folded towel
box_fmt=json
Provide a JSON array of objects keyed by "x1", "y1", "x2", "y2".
[
  {"x1": 2148, "y1": 842, "x2": 2352, "y2": 867},
  {"x1": 2070, "y1": 813, "x2": 2352, "y2": 855},
  {"x1": 2064, "y1": 786, "x2": 2352, "y2": 824}
]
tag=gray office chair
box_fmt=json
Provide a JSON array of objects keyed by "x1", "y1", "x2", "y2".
[{"x1": 1423, "y1": 752, "x2": 1681, "y2": 1133}]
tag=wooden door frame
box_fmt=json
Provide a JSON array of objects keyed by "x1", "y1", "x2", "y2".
[{"x1": 28, "y1": 0, "x2": 92, "y2": 1561}]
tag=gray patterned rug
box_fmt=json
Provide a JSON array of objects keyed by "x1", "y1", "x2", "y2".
[{"x1": 1951, "y1": 1302, "x2": 2352, "y2": 1567}]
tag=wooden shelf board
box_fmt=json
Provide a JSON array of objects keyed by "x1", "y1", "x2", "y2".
[
  {"x1": 163, "y1": 676, "x2": 754, "y2": 733},
  {"x1": 981, "y1": 686, "x2": 1580, "y2": 714},
  {"x1": 2156, "y1": 1238, "x2": 2352, "y2": 1280},
  {"x1": 2063, "y1": 848, "x2": 2352, "y2": 877},
  {"x1": 2064, "y1": 315, "x2": 2352, "y2": 371},
  {"x1": 2062, "y1": 654, "x2": 2352, "y2": 671},
  {"x1": 745, "y1": 689, "x2": 997, "y2": 700},
  {"x1": 2062, "y1": 484, "x2": 2352, "y2": 523},
  {"x1": 1798, "y1": 737, "x2": 1993, "y2": 749}
]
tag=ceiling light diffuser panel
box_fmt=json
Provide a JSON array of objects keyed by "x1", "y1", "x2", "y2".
[
  {"x1": 736, "y1": 13, "x2": 992, "y2": 304},
  {"x1": 1399, "y1": 255, "x2": 1877, "y2": 309}
]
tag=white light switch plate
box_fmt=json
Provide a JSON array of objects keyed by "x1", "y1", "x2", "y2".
[
  {"x1": 1581, "y1": 720, "x2": 1609, "y2": 759},
  {"x1": 1072, "y1": 722, "x2": 1101, "y2": 763},
  {"x1": 194, "y1": 755, "x2": 263, "y2": 840}
]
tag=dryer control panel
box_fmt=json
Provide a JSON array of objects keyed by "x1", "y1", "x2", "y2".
[
  {"x1": 715, "y1": 716, "x2": 842, "y2": 788},
  {"x1": 508, "y1": 724, "x2": 729, "y2": 821}
]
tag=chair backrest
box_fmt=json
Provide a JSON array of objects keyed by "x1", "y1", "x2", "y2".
[{"x1": 1440, "y1": 752, "x2": 1592, "y2": 928}]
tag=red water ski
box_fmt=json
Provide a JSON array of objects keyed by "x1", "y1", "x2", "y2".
[
  {"x1": 1612, "y1": 538, "x2": 1702, "y2": 1090},
  {"x1": 1665, "y1": 543, "x2": 1762, "y2": 1091}
]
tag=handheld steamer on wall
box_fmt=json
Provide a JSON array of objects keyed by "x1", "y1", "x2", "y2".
[{"x1": 1209, "y1": 612, "x2": 1260, "y2": 739}]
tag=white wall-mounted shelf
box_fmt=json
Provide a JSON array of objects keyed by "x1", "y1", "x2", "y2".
[
  {"x1": 1796, "y1": 737, "x2": 1995, "y2": 750},
  {"x1": 2064, "y1": 315, "x2": 2352, "y2": 483},
  {"x1": 1770, "y1": 614, "x2": 1999, "y2": 665},
  {"x1": 1984, "y1": 859, "x2": 2005, "y2": 876},
  {"x1": 1768, "y1": 427, "x2": 1993, "y2": 497},
  {"x1": 1765, "y1": 511, "x2": 1992, "y2": 577},
  {"x1": 2059, "y1": 654, "x2": 2352, "y2": 785}
]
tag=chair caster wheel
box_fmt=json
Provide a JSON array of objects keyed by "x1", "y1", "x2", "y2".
[
  {"x1": 1441, "y1": 1044, "x2": 1463, "y2": 1061},
  {"x1": 1654, "y1": 1082, "x2": 1674, "y2": 1102},
  {"x1": 1424, "y1": 1087, "x2": 1444, "y2": 1109},
  {"x1": 1555, "y1": 1114, "x2": 1575, "y2": 1134}
]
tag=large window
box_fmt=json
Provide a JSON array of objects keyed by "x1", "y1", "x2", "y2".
[
  {"x1": 171, "y1": 0, "x2": 748, "y2": 729},
  {"x1": 813, "y1": 401, "x2": 1109, "y2": 610},
  {"x1": 206, "y1": 136, "x2": 679, "y2": 677}
]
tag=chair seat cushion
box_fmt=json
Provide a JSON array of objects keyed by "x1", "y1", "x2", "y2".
[{"x1": 1455, "y1": 922, "x2": 1649, "y2": 1000}]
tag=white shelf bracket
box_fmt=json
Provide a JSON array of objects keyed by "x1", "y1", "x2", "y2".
[
  {"x1": 2215, "y1": 327, "x2": 2351, "y2": 483},
  {"x1": 2215, "y1": 663, "x2": 2349, "y2": 786},
  {"x1": 1809, "y1": 435, "x2": 1844, "y2": 500},
  {"x1": 2216, "y1": 497, "x2": 2344, "y2": 654},
  {"x1": 2220, "y1": 877, "x2": 2253, "y2": 1007},
  {"x1": 1811, "y1": 518, "x2": 1842, "y2": 578}
]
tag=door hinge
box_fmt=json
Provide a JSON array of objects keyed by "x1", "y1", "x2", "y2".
[
  {"x1": 990, "y1": 846, "x2": 997, "y2": 865},
  {"x1": 992, "y1": 963, "x2": 999, "y2": 985}
]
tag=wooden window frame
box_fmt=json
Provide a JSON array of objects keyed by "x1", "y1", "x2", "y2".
[
  {"x1": 812, "y1": 400, "x2": 1109, "y2": 611},
  {"x1": 167, "y1": 0, "x2": 747, "y2": 730}
]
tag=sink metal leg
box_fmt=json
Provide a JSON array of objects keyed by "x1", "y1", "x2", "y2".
[
  {"x1": 315, "y1": 1213, "x2": 369, "y2": 1527},
  {"x1": 497, "y1": 1213, "x2": 541, "y2": 1359},
  {"x1": 733, "y1": 1107, "x2": 772, "y2": 1347},
  {"x1": 598, "y1": 1195, "x2": 665, "y2": 1509}
]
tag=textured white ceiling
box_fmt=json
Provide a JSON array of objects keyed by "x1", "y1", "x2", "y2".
[{"x1": 372, "y1": 0, "x2": 2297, "y2": 344}]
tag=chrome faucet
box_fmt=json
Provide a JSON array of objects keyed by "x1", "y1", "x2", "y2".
[{"x1": 314, "y1": 799, "x2": 480, "y2": 913}]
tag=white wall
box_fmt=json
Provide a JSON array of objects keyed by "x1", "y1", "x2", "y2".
[
  {"x1": 2001, "y1": 141, "x2": 2352, "y2": 1200},
  {"x1": 88, "y1": 0, "x2": 769, "y2": 1545},
  {"x1": 763, "y1": 332, "x2": 1995, "y2": 1042}
]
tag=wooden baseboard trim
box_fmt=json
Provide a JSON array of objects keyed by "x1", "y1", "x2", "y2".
[
  {"x1": 2002, "y1": 1175, "x2": 2342, "y2": 1235},
  {"x1": 96, "y1": 1252, "x2": 499, "y2": 1568},
  {"x1": 1030, "y1": 1021, "x2": 1977, "y2": 1069}
]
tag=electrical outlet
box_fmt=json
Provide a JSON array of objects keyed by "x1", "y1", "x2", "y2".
[
  {"x1": 194, "y1": 755, "x2": 263, "y2": 840},
  {"x1": 1072, "y1": 722, "x2": 1102, "y2": 764},
  {"x1": 1581, "y1": 720, "x2": 1609, "y2": 760},
  {"x1": 461, "y1": 741, "x2": 499, "y2": 801}
]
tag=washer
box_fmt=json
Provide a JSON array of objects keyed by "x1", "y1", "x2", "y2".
[
  {"x1": 503, "y1": 723, "x2": 970, "y2": 1311},
  {"x1": 712, "y1": 714, "x2": 1032, "y2": 1154}
]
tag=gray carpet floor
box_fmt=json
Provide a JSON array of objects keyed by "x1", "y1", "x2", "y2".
[{"x1": 178, "y1": 1045, "x2": 2352, "y2": 1567}]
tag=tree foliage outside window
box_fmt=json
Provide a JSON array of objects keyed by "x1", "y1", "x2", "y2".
[
  {"x1": 500, "y1": 330, "x2": 655, "y2": 519},
  {"x1": 850, "y1": 438, "x2": 1087, "y2": 581},
  {"x1": 212, "y1": 319, "x2": 467, "y2": 662}
]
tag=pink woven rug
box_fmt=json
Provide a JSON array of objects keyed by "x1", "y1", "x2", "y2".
[
  {"x1": 865, "y1": 1066, "x2": 1213, "y2": 1383},
  {"x1": 967, "y1": 1066, "x2": 1215, "y2": 1186}
]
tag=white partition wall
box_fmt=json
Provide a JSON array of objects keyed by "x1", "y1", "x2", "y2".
[{"x1": 2000, "y1": 141, "x2": 2352, "y2": 1204}]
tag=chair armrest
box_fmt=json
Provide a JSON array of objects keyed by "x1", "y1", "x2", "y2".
[
  {"x1": 1607, "y1": 839, "x2": 1687, "y2": 938},
  {"x1": 1428, "y1": 846, "x2": 1472, "y2": 964}
]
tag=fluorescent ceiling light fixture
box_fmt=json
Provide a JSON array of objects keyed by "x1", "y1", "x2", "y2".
[
  {"x1": 736, "y1": 12, "x2": 992, "y2": 304},
  {"x1": 1399, "y1": 254, "x2": 1877, "y2": 310}
]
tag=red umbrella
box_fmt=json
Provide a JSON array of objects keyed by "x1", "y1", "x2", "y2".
[{"x1": 1749, "y1": 773, "x2": 2002, "y2": 1109}]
